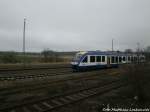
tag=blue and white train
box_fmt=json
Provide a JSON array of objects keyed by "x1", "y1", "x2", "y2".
[{"x1": 71, "y1": 51, "x2": 145, "y2": 71}]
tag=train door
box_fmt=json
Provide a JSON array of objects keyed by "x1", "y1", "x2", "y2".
[{"x1": 107, "y1": 56, "x2": 111, "y2": 67}]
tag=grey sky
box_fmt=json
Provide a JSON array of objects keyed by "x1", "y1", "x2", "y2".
[{"x1": 0, "y1": 0, "x2": 150, "y2": 52}]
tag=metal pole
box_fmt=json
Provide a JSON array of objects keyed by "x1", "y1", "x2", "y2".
[
  {"x1": 23, "y1": 18, "x2": 26, "y2": 66},
  {"x1": 112, "y1": 39, "x2": 114, "y2": 51},
  {"x1": 137, "y1": 42, "x2": 140, "y2": 64}
]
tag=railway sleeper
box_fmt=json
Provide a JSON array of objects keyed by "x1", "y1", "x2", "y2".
[{"x1": 42, "y1": 102, "x2": 54, "y2": 109}]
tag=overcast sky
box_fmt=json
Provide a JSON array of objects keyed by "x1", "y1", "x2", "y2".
[{"x1": 0, "y1": 0, "x2": 150, "y2": 52}]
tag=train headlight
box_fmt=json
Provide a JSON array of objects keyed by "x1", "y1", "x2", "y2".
[{"x1": 71, "y1": 62, "x2": 78, "y2": 65}]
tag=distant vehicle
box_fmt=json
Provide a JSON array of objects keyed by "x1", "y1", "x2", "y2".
[{"x1": 71, "y1": 51, "x2": 145, "y2": 71}]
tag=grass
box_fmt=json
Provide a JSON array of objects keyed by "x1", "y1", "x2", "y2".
[{"x1": 124, "y1": 63, "x2": 150, "y2": 102}]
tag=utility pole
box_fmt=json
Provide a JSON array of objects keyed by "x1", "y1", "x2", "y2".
[
  {"x1": 112, "y1": 39, "x2": 114, "y2": 52},
  {"x1": 137, "y1": 42, "x2": 140, "y2": 64},
  {"x1": 23, "y1": 18, "x2": 26, "y2": 67}
]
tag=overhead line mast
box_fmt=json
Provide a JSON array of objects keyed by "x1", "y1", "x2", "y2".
[
  {"x1": 23, "y1": 18, "x2": 26, "y2": 67},
  {"x1": 112, "y1": 39, "x2": 114, "y2": 51}
]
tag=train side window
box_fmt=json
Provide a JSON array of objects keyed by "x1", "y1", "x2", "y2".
[
  {"x1": 111, "y1": 56, "x2": 115, "y2": 63},
  {"x1": 142, "y1": 57, "x2": 145, "y2": 60},
  {"x1": 96, "y1": 56, "x2": 101, "y2": 62},
  {"x1": 116, "y1": 57, "x2": 118, "y2": 63},
  {"x1": 128, "y1": 56, "x2": 131, "y2": 61},
  {"x1": 119, "y1": 57, "x2": 122, "y2": 62},
  {"x1": 134, "y1": 57, "x2": 137, "y2": 62},
  {"x1": 135, "y1": 57, "x2": 138, "y2": 61},
  {"x1": 90, "y1": 56, "x2": 95, "y2": 62},
  {"x1": 140, "y1": 57, "x2": 144, "y2": 61},
  {"x1": 123, "y1": 57, "x2": 126, "y2": 61},
  {"x1": 102, "y1": 56, "x2": 105, "y2": 62},
  {"x1": 82, "y1": 56, "x2": 87, "y2": 63},
  {"x1": 131, "y1": 57, "x2": 134, "y2": 62}
]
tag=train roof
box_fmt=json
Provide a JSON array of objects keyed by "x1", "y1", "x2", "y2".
[{"x1": 77, "y1": 51, "x2": 137, "y2": 56}]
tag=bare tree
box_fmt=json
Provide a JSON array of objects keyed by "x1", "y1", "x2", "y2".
[
  {"x1": 144, "y1": 46, "x2": 150, "y2": 61},
  {"x1": 145, "y1": 46, "x2": 150, "y2": 52}
]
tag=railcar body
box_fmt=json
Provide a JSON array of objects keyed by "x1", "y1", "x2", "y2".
[{"x1": 71, "y1": 51, "x2": 145, "y2": 71}]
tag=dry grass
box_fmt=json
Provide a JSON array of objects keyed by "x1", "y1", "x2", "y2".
[{"x1": 123, "y1": 63, "x2": 150, "y2": 103}]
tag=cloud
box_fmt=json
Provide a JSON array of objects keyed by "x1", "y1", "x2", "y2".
[{"x1": 0, "y1": 0, "x2": 150, "y2": 52}]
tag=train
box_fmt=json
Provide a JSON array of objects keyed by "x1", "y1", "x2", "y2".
[{"x1": 71, "y1": 51, "x2": 145, "y2": 71}]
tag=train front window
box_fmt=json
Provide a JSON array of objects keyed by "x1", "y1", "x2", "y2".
[
  {"x1": 90, "y1": 56, "x2": 95, "y2": 62},
  {"x1": 96, "y1": 56, "x2": 101, "y2": 62},
  {"x1": 73, "y1": 54, "x2": 82, "y2": 61},
  {"x1": 82, "y1": 56, "x2": 87, "y2": 63},
  {"x1": 76, "y1": 54, "x2": 81, "y2": 59}
]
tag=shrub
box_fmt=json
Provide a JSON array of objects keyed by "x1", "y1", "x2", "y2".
[{"x1": 1, "y1": 52, "x2": 19, "y2": 63}]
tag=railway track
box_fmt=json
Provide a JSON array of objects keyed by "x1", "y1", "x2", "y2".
[
  {"x1": 0, "y1": 69, "x2": 120, "y2": 98},
  {"x1": 0, "y1": 68, "x2": 72, "y2": 81},
  {"x1": 0, "y1": 80, "x2": 126, "y2": 112},
  {"x1": 0, "y1": 67, "x2": 125, "y2": 111},
  {"x1": 0, "y1": 64, "x2": 71, "y2": 72},
  {"x1": 0, "y1": 66, "x2": 119, "y2": 81}
]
